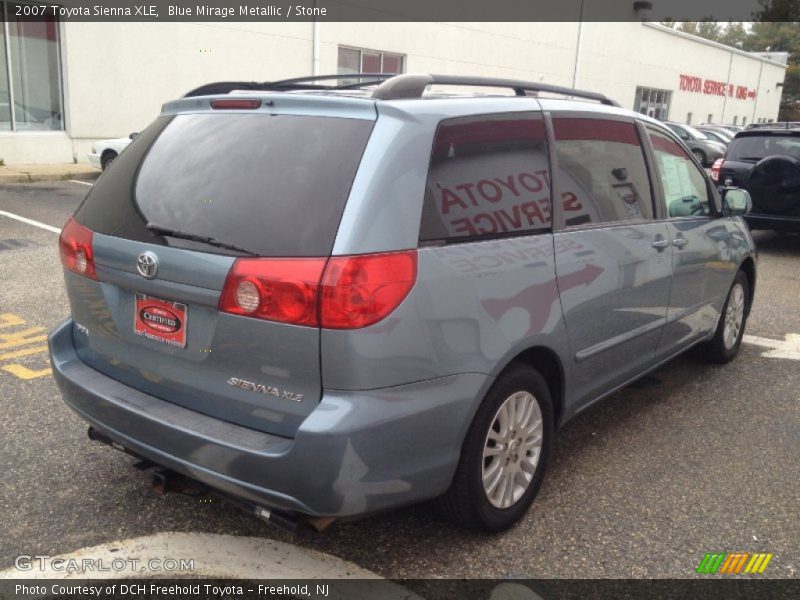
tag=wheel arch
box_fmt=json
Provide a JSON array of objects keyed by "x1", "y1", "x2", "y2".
[
  {"x1": 500, "y1": 345, "x2": 566, "y2": 428},
  {"x1": 739, "y1": 255, "x2": 756, "y2": 315}
]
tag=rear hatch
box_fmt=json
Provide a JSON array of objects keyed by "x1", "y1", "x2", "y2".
[
  {"x1": 63, "y1": 101, "x2": 375, "y2": 437},
  {"x1": 720, "y1": 132, "x2": 800, "y2": 217}
]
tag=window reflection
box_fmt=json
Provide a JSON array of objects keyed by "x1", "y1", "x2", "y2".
[
  {"x1": 421, "y1": 113, "x2": 552, "y2": 242},
  {"x1": 553, "y1": 118, "x2": 654, "y2": 225}
]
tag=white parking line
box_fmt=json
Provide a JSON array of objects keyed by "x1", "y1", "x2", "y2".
[
  {"x1": 743, "y1": 334, "x2": 800, "y2": 360},
  {"x1": 0, "y1": 210, "x2": 61, "y2": 234},
  {"x1": 68, "y1": 179, "x2": 93, "y2": 186}
]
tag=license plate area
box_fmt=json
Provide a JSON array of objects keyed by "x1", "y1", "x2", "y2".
[{"x1": 134, "y1": 293, "x2": 188, "y2": 348}]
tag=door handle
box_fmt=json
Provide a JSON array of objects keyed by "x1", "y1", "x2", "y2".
[
  {"x1": 673, "y1": 236, "x2": 688, "y2": 248},
  {"x1": 651, "y1": 238, "x2": 670, "y2": 250}
]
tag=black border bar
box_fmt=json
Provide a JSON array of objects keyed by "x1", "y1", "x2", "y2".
[{"x1": 5, "y1": 0, "x2": 799, "y2": 22}]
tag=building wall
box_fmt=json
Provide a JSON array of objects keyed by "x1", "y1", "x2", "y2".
[
  {"x1": 576, "y1": 23, "x2": 783, "y2": 126},
  {"x1": 321, "y1": 22, "x2": 579, "y2": 85},
  {"x1": 0, "y1": 21, "x2": 787, "y2": 164}
]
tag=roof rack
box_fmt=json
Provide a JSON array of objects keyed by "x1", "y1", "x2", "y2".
[
  {"x1": 371, "y1": 74, "x2": 621, "y2": 106},
  {"x1": 183, "y1": 73, "x2": 394, "y2": 97},
  {"x1": 183, "y1": 73, "x2": 620, "y2": 107}
]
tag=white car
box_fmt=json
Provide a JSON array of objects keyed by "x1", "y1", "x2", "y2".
[{"x1": 87, "y1": 133, "x2": 137, "y2": 170}]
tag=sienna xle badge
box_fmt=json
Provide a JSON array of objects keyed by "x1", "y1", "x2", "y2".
[{"x1": 50, "y1": 73, "x2": 756, "y2": 532}]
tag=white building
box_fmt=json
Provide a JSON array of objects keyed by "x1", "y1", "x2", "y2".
[{"x1": 0, "y1": 17, "x2": 788, "y2": 164}]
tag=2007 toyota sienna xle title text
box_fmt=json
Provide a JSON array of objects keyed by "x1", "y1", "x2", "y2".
[{"x1": 49, "y1": 74, "x2": 756, "y2": 533}]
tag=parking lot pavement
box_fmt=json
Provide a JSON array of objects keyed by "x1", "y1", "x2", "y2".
[{"x1": 1, "y1": 181, "x2": 798, "y2": 579}]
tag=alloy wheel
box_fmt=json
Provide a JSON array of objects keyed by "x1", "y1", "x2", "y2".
[{"x1": 482, "y1": 391, "x2": 543, "y2": 509}]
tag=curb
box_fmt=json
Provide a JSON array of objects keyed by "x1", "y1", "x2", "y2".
[{"x1": 0, "y1": 167, "x2": 100, "y2": 185}]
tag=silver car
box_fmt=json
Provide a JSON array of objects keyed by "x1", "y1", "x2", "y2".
[{"x1": 50, "y1": 74, "x2": 756, "y2": 532}]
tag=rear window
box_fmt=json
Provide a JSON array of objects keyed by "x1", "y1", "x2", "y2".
[
  {"x1": 553, "y1": 118, "x2": 654, "y2": 225},
  {"x1": 727, "y1": 135, "x2": 800, "y2": 162},
  {"x1": 75, "y1": 113, "x2": 374, "y2": 257},
  {"x1": 420, "y1": 112, "x2": 551, "y2": 243}
]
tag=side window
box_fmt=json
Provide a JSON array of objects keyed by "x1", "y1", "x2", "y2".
[
  {"x1": 647, "y1": 128, "x2": 711, "y2": 218},
  {"x1": 420, "y1": 113, "x2": 551, "y2": 243},
  {"x1": 552, "y1": 117, "x2": 654, "y2": 226}
]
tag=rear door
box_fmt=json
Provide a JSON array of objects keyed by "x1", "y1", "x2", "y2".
[
  {"x1": 550, "y1": 115, "x2": 672, "y2": 407},
  {"x1": 67, "y1": 107, "x2": 375, "y2": 437},
  {"x1": 645, "y1": 125, "x2": 730, "y2": 353}
]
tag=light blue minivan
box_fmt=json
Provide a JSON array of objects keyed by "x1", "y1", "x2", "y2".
[{"x1": 50, "y1": 74, "x2": 756, "y2": 532}]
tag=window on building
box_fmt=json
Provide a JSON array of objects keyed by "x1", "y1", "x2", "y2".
[
  {"x1": 707, "y1": 113, "x2": 713, "y2": 123},
  {"x1": 420, "y1": 113, "x2": 551, "y2": 242},
  {"x1": 0, "y1": 2, "x2": 64, "y2": 132},
  {"x1": 647, "y1": 128, "x2": 711, "y2": 218},
  {"x1": 634, "y1": 87, "x2": 671, "y2": 121},
  {"x1": 553, "y1": 118, "x2": 654, "y2": 226},
  {"x1": 686, "y1": 112, "x2": 693, "y2": 125},
  {"x1": 733, "y1": 116, "x2": 738, "y2": 125},
  {"x1": 742, "y1": 116, "x2": 747, "y2": 126},
  {"x1": 337, "y1": 46, "x2": 405, "y2": 80}
]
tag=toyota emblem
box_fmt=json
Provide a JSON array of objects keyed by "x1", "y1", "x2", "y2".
[{"x1": 136, "y1": 251, "x2": 159, "y2": 279}]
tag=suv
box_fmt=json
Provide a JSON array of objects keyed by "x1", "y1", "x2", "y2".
[
  {"x1": 50, "y1": 74, "x2": 756, "y2": 533},
  {"x1": 663, "y1": 122, "x2": 727, "y2": 166},
  {"x1": 712, "y1": 128, "x2": 800, "y2": 231}
]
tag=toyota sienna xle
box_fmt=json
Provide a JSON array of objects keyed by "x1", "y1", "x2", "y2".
[{"x1": 50, "y1": 74, "x2": 756, "y2": 532}]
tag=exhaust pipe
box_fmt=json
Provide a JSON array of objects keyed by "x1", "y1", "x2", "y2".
[{"x1": 87, "y1": 426, "x2": 308, "y2": 534}]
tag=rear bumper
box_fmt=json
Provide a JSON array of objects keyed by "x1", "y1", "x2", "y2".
[
  {"x1": 746, "y1": 213, "x2": 800, "y2": 231},
  {"x1": 49, "y1": 319, "x2": 489, "y2": 517}
]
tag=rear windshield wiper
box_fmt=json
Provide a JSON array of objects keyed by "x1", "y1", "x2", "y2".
[
  {"x1": 146, "y1": 223, "x2": 258, "y2": 256},
  {"x1": 735, "y1": 156, "x2": 764, "y2": 162}
]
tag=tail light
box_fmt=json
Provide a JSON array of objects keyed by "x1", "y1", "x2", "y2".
[
  {"x1": 219, "y1": 250, "x2": 417, "y2": 329},
  {"x1": 218, "y1": 258, "x2": 327, "y2": 326},
  {"x1": 711, "y1": 158, "x2": 724, "y2": 182},
  {"x1": 210, "y1": 99, "x2": 262, "y2": 110},
  {"x1": 321, "y1": 251, "x2": 417, "y2": 329},
  {"x1": 59, "y1": 218, "x2": 97, "y2": 280}
]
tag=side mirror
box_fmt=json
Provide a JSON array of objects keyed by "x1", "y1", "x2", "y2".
[
  {"x1": 129, "y1": 132, "x2": 139, "y2": 140},
  {"x1": 721, "y1": 188, "x2": 751, "y2": 217}
]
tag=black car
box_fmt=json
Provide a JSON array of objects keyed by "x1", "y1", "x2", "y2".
[{"x1": 713, "y1": 128, "x2": 800, "y2": 231}]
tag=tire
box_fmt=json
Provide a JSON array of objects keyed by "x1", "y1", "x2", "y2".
[
  {"x1": 100, "y1": 151, "x2": 117, "y2": 170},
  {"x1": 703, "y1": 270, "x2": 750, "y2": 363},
  {"x1": 436, "y1": 363, "x2": 554, "y2": 533},
  {"x1": 692, "y1": 149, "x2": 707, "y2": 167}
]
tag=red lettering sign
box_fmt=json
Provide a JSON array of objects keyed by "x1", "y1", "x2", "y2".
[{"x1": 678, "y1": 74, "x2": 756, "y2": 101}]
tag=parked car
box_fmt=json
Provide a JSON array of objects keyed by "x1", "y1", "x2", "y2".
[
  {"x1": 663, "y1": 122, "x2": 727, "y2": 166},
  {"x1": 87, "y1": 133, "x2": 137, "y2": 170},
  {"x1": 697, "y1": 126, "x2": 733, "y2": 146},
  {"x1": 50, "y1": 73, "x2": 756, "y2": 533},
  {"x1": 712, "y1": 127, "x2": 800, "y2": 231},
  {"x1": 745, "y1": 121, "x2": 800, "y2": 131}
]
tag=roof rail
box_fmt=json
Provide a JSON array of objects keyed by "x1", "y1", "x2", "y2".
[
  {"x1": 184, "y1": 73, "x2": 395, "y2": 97},
  {"x1": 371, "y1": 73, "x2": 621, "y2": 106},
  {"x1": 266, "y1": 73, "x2": 395, "y2": 89}
]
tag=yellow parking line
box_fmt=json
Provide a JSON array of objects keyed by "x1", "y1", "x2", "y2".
[
  {"x1": 0, "y1": 345, "x2": 48, "y2": 361},
  {"x1": 2, "y1": 364, "x2": 51, "y2": 379},
  {"x1": 0, "y1": 328, "x2": 47, "y2": 349}
]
